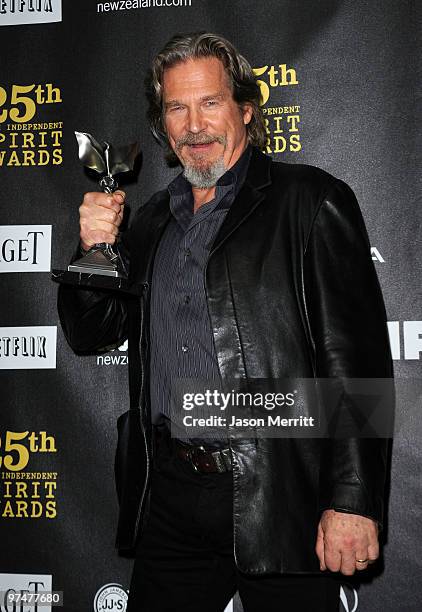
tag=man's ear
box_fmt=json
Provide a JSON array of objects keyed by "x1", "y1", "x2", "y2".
[{"x1": 242, "y1": 103, "x2": 253, "y2": 126}]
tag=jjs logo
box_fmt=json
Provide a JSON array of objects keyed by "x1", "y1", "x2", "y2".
[{"x1": 94, "y1": 584, "x2": 128, "y2": 612}]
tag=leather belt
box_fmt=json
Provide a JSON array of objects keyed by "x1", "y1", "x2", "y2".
[{"x1": 173, "y1": 439, "x2": 233, "y2": 473}]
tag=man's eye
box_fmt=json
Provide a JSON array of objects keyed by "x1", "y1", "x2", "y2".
[
  {"x1": 168, "y1": 106, "x2": 183, "y2": 113},
  {"x1": 204, "y1": 100, "x2": 218, "y2": 107}
]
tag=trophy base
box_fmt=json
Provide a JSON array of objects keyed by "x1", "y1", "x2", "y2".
[
  {"x1": 68, "y1": 246, "x2": 123, "y2": 277},
  {"x1": 52, "y1": 246, "x2": 142, "y2": 294},
  {"x1": 51, "y1": 268, "x2": 142, "y2": 294}
]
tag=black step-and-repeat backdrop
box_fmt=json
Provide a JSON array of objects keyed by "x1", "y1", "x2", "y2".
[{"x1": 1, "y1": 1, "x2": 420, "y2": 611}]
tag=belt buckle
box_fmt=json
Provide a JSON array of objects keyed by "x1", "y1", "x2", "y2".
[{"x1": 188, "y1": 445, "x2": 206, "y2": 472}]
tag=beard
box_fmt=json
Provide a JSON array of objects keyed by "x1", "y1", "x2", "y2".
[
  {"x1": 183, "y1": 156, "x2": 227, "y2": 189},
  {"x1": 175, "y1": 132, "x2": 228, "y2": 189}
]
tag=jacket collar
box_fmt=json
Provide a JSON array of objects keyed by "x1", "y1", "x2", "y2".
[
  {"x1": 210, "y1": 146, "x2": 272, "y2": 254},
  {"x1": 243, "y1": 145, "x2": 272, "y2": 191}
]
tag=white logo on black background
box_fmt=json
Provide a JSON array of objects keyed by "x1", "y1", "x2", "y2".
[
  {"x1": 0, "y1": 326, "x2": 57, "y2": 369},
  {"x1": 0, "y1": 0, "x2": 62, "y2": 26},
  {"x1": 94, "y1": 583, "x2": 128, "y2": 611},
  {"x1": 340, "y1": 585, "x2": 359, "y2": 612},
  {"x1": 0, "y1": 226, "x2": 51, "y2": 272},
  {"x1": 371, "y1": 246, "x2": 385, "y2": 262},
  {"x1": 388, "y1": 321, "x2": 422, "y2": 360},
  {"x1": 96, "y1": 339, "x2": 128, "y2": 366},
  {"x1": 224, "y1": 599, "x2": 233, "y2": 612},
  {"x1": 0, "y1": 573, "x2": 53, "y2": 612}
]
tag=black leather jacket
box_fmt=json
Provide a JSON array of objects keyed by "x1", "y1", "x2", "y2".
[{"x1": 58, "y1": 147, "x2": 393, "y2": 573}]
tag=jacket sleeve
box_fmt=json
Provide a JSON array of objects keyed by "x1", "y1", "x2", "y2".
[
  {"x1": 57, "y1": 243, "x2": 128, "y2": 354},
  {"x1": 303, "y1": 178, "x2": 394, "y2": 528}
]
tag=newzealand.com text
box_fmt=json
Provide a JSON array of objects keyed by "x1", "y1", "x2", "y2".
[{"x1": 97, "y1": 0, "x2": 192, "y2": 12}]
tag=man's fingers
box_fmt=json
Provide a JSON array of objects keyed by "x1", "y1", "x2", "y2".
[
  {"x1": 79, "y1": 190, "x2": 125, "y2": 247},
  {"x1": 102, "y1": 191, "x2": 125, "y2": 214},
  {"x1": 82, "y1": 190, "x2": 125, "y2": 214},
  {"x1": 354, "y1": 549, "x2": 370, "y2": 571},
  {"x1": 107, "y1": 190, "x2": 125, "y2": 212},
  {"x1": 101, "y1": 208, "x2": 120, "y2": 224},
  {"x1": 339, "y1": 549, "x2": 358, "y2": 576},
  {"x1": 83, "y1": 230, "x2": 117, "y2": 246},
  {"x1": 367, "y1": 541, "x2": 379, "y2": 562},
  {"x1": 113, "y1": 189, "x2": 126, "y2": 203},
  {"x1": 80, "y1": 221, "x2": 119, "y2": 246},
  {"x1": 82, "y1": 191, "x2": 113, "y2": 208},
  {"x1": 315, "y1": 523, "x2": 326, "y2": 570},
  {"x1": 323, "y1": 545, "x2": 342, "y2": 573},
  {"x1": 80, "y1": 219, "x2": 119, "y2": 236},
  {"x1": 80, "y1": 206, "x2": 122, "y2": 227}
]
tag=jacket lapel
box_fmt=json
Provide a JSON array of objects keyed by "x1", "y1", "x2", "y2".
[
  {"x1": 210, "y1": 147, "x2": 272, "y2": 254},
  {"x1": 129, "y1": 192, "x2": 171, "y2": 285}
]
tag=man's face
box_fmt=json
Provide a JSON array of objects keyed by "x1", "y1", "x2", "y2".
[{"x1": 162, "y1": 56, "x2": 252, "y2": 186}]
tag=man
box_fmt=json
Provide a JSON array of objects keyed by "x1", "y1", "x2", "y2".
[{"x1": 58, "y1": 32, "x2": 393, "y2": 611}]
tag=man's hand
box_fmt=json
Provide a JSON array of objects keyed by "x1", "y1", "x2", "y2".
[
  {"x1": 315, "y1": 509, "x2": 379, "y2": 575},
  {"x1": 79, "y1": 190, "x2": 125, "y2": 251}
]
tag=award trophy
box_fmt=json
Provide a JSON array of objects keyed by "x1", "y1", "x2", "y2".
[{"x1": 52, "y1": 132, "x2": 141, "y2": 293}]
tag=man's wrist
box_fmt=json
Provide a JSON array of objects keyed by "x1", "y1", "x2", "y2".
[{"x1": 323, "y1": 508, "x2": 381, "y2": 532}]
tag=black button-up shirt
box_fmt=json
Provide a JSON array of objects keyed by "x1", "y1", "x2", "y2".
[{"x1": 149, "y1": 146, "x2": 252, "y2": 443}]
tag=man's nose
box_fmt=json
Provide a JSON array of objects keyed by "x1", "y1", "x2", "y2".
[{"x1": 186, "y1": 107, "x2": 206, "y2": 133}]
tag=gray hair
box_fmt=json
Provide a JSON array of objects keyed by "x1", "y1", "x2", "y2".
[{"x1": 145, "y1": 31, "x2": 267, "y2": 164}]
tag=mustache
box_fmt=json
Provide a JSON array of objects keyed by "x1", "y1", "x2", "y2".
[{"x1": 175, "y1": 133, "x2": 226, "y2": 150}]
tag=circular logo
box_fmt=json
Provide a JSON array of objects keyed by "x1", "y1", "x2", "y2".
[
  {"x1": 94, "y1": 583, "x2": 128, "y2": 612},
  {"x1": 340, "y1": 584, "x2": 359, "y2": 612}
]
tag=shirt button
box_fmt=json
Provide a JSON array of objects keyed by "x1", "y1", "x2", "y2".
[
  {"x1": 184, "y1": 295, "x2": 190, "y2": 304},
  {"x1": 181, "y1": 344, "x2": 189, "y2": 353}
]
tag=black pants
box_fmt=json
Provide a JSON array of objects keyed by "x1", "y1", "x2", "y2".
[{"x1": 127, "y1": 434, "x2": 340, "y2": 612}]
